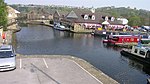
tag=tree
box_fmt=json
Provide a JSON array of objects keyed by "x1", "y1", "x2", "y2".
[
  {"x1": 128, "y1": 16, "x2": 142, "y2": 26},
  {"x1": 0, "y1": 0, "x2": 7, "y2": 31}
]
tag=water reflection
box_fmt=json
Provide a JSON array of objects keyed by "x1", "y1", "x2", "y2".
[
  {"x1": 103, "y1": 44, "x2": 122, "y2": 51},
  {"x1": 121, "y1": 54, "x2": 150, "y2": 75}
]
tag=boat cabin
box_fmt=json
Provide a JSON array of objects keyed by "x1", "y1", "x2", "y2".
[{"x1": 131, "y1": 46, "x2": 150, "y2": 59}]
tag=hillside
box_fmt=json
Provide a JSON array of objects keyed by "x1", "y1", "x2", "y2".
[{"x1": 10, "y1": 4, "x2": 150, "y2": 26}]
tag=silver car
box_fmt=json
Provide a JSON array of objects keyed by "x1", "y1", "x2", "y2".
[{"x1": 0, "y1": 45, "x2": 16, "y2": 71}]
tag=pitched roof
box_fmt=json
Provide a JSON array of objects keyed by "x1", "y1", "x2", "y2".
[
  {"x1": 54, "y1": 10, "x2": 69, "y2": 18},
  {"x1": 66, "y1": 10, "x2": 78, "y2": 19},
  {"x1": 64, "y1": 9, "x2": 108, "y2": 24},
  {"x1": 7, "y1": 6, "x2": 20, "y2": 14},
  {"x1": 61, "y1": 9, "x2": 124, "y2": 25}
]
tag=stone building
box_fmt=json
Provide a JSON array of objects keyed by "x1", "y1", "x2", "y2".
[
  {"x1": 27, "y1": 8, "x2": 53, "y2": 20},
  {"x1": 7, "y1": 6, "x2": 20, "y2": 25}
]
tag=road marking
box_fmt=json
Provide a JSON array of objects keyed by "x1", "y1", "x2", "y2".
[
  {"x1": 73, "y1": 61, "x2": 103, "y2": 84},
  {"x1": 43, "y1": 58, "x2": 48, "y2": 68},
  {"x1": 20, "y1": 58, "x2": 22, "y2": 69}
]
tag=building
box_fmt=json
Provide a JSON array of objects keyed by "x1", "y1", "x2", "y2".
[
  {"x1": 53, "y1": 10, "x2": 69, "y2": 25},
  {"x1": 7, "y1": 6, "x2": 20, "y2": 25},
  {"x1": 64, "y1": 9, "x2": 105, "y2": 30},
  {"x1": 53, "y1": 8, "x2": 127, "y2": 32},
  {"x1": 27, "y1": 8, "x2": 53, "y2": 20}
]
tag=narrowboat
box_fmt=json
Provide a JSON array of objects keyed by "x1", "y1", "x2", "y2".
[
  {"x1": 93, "y1": 30, "x2": 129, "y2": 37},
  {"x1": 120, "y1": 46, "x2": 150, "y2": 64},
  {"x1": 103, "y1": 35, "x2": 139, "y2": 45},
  {"x1": 54, "y1": 23, "x2": 69, "y2": 31}
]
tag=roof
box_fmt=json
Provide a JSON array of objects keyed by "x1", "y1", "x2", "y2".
[
  {"x1": 53, "y1": 10, "x2": 69, "y2": 18},
  {"x1": 66, "y1": 10, "x2": 78, "y2": 19},
  {"x1": 102, "y1": 21, "x2": 110, "y2": 25},
  {"x1": 108, "y1": 20, "x2": 123, "y2": 25},
  {"x1": 7, "y1": 6, "x2": 20, "y2": 14},
  {"x1": 63, "y1": 9, "x2": 103, "y2": 24},
  {"x1": 54, "y1": 8, "x2": 125, "y2": 25},
  {"x1": 0, "y1": 45, "x2": 12, "y2": 51},
  {"x1": 63, "y1": 9, "x2": 122, "y2": 24}
]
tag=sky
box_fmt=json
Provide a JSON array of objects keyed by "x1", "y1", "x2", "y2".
[{"x1": 5, "y1": 0, "x2": 150, "y2": 10}]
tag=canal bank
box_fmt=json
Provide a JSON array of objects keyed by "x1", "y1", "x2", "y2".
[
  {"x1": 16, "y1": 54, "x2": 118, "y2": 84},
  {"x1": 25, "y1": 21, "x2": 93, "y2": 33}
]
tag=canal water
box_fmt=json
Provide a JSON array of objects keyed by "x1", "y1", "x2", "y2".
[{"x1": 15, "y1": 24, "x2": 150, "y2": 84}]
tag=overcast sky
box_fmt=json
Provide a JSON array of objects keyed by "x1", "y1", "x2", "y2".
[{"x1": 5, "y1": 0, "x2": 150, "y2": 10}]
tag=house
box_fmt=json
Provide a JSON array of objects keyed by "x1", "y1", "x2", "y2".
[
  {"x1": 53, "y1": 8, "x2": 127, "y2": 32},
  {"x1": 7, "y1": 6, "x2": 20, "y2": 25},
  {"x1": 27, "y1": 8, "x2": 53, "y2": 20},
  {"x1": 53, "y1": 10, "x2": 68, "y2": 25},
  {"x1": 62, "y1": 9, "x2": 105, "y2": 31},
  {"x1": 101, "y1": 16, "x2": 128, "y2": 30}
]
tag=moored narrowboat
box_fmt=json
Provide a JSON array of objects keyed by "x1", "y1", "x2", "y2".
[
  {"x1": 103, "y1": 35, "x2": 139, "y2": 46},
  {"x1": 120, "y1": 46, "x2": 150, "y2": 64}
]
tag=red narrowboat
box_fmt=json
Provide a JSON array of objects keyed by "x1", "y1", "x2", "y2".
[{"x1": 103, "y1": 35, "x2": 139, "y2": 45}]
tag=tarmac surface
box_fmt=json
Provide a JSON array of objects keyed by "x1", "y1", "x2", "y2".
[{"x1": 0, "y1": 55, "x2": 118, "y2": 84}]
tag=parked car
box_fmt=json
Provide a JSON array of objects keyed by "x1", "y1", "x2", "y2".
[
  {"x1": 0, "y1": 45, "x2": 16, "y2": 71},
  {"x1": 137, "y1": 27, "x2": 147, "y2": 32},
  {"x1": 142, "y1": 26, "x2": 150, "y2": 32}
]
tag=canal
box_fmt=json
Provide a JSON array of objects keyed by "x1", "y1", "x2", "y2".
[{"x1": 15, "y1": 24, "x2": 150, "y2": 84}]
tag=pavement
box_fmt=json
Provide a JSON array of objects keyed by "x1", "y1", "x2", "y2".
[{"x1": 0, "y1": 56, "x2": 118, "y2": 84}]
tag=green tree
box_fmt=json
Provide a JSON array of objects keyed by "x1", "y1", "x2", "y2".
[
  {"x1": 128, "y1": 16, "x2": 141, "y2": 26},
  {"x1": 0, "y1": 0, "x2": 7, "y2": 31}
]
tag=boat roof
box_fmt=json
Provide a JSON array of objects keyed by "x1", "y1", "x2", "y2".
[
  {"x1": 112, "y1": 35, "x2": 138, "y2": 37},
  {"x1": 135, "y1": 46, "x2": 150, "y2": 51},
  {"x1": 112, "y1": 35, "x2": 138, "y2": 38}
]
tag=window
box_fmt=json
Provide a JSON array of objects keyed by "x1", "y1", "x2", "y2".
[
  {"x1": 111, "y1": 17, "x2": 115, "y2": 21},
  {"x1": 112, "y1": 37, "x2": 119, "y2": 41},
  {"x1": 134, "y1": 49, "x2": 137, "y2": 53},
  {"x1": 84, "y1": 15, "x2": 88, "y2": 20},
  {"x1": 92, "y1": 15, "x2": 95, "y2": 20},
  {"x1": 146, "y1": 51, "x2": 150, "y2": 58},
  {"x1": 105, "y1": 16, "x2": 108, "y2": 21},
  {"x1": 139, "y1": 50, "x2": 145, "y2": 55},
  {"x1": 89, "y1": 15, "x2": 92, "y2": 19}
]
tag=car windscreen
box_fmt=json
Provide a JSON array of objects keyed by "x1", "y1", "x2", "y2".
[{"x1": 0, "y1": 51, "x2": 14, "y2": 58}]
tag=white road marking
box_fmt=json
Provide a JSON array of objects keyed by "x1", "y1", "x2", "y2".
[
  {"x1": 73, "y1": 61, "x2": 103, "y2": 84},
  {"x1": 43, "y1": 58, "x2": 48, "y2": 68},
  {"x1": 20, "y1": 58, "x2": 22, "y2": 69}
]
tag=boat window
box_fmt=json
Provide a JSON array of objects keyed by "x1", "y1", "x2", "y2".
[
  {"x1": 139, "y1": 51, "x2": 145, "y2": 55},
  {"x1": 134, "y1": 49, "x2": 138, "y2": 53},
  {"x1": 112, "y1": 37, "x2": 119, "y2": 41},
  {"x1": 146, "y1": 51, "x2": 150, "y2": 58}
]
